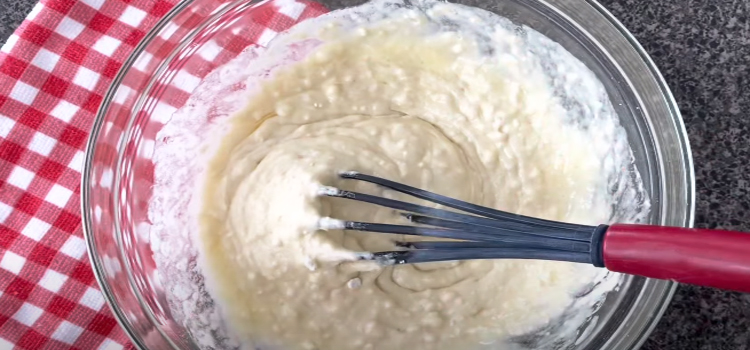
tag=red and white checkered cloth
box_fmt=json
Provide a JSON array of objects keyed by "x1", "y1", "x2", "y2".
[{"x1": 0, "y1": 0, "x2": 327, "y2": 349}]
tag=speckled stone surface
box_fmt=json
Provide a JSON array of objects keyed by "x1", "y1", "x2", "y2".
[
  {"x1": 0, "y1": 2, "x2": 33, "y2": 46},
  {"x1": 2, "y1": 0, "x2": 750, "y2": 349},
  {"x1": 597, "y1": 1, "x2": 750, "y2": 349}
]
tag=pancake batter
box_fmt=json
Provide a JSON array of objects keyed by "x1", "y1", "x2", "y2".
[{"x1": 196, "y1": 1, "x2": 641, "y2": 349}]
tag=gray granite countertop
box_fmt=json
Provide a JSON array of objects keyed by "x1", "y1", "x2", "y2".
[{"x1": 2, "y1": 0, "x2": 750, "y2": 349}]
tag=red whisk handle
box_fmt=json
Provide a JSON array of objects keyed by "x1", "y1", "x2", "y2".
[{"x1": 602, "y1": 224, "x2": 750, "y2": 293}]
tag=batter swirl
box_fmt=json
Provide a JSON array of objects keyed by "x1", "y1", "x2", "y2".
[{"x1": 197, "y1": 1, "x2": 636, "y2": 349}]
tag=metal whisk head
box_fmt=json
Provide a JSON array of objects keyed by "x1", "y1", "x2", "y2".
[{"x1": 319, "y1": 172, "x2": 607, "y2": 266}]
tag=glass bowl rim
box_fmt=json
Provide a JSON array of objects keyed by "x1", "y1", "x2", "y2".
[{"x1": 81, "y1": 0, "x2": 696, "y2": 348}]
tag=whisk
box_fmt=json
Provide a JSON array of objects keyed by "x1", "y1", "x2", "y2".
[{"x1": 320, "y1": 171, "x2": 750, "y2": 293}]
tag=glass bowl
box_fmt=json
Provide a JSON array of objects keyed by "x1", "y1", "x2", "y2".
[{"x1": 82, "y1": 0, "x2": 695, "y2": 349}]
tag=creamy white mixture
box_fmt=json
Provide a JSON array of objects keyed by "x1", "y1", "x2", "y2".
[{"x1": 150, "y1": 1, "x2": 650, "y2": 349}]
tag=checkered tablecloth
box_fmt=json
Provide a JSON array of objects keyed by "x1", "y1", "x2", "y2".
[{"x1": 0, "y1": 0, "x2": 326, "y2": 349}]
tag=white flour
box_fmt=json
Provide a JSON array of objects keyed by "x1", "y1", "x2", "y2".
[{"x1": 148, "y1": 1, "x2": 650, "y2": 349}]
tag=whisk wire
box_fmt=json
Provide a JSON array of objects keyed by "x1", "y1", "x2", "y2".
[
  {"x1": 404, "y1": 214, "x2": 594, "y2": 242},
  {"x1": 372, "y1": 248, "x2": 593, "y2": 265},
  {"x1": 343, "y1": 220, "x2": 590, "y2": 252},
  {"x1": 321, "y1": 186, "x2": 593, "y2": 242},
  {"x1": 339, "y1": 171, "x2": 586, "y2": 231},
  {"x1": 394, "y1": 239, "x2": 590, "y2": 252},
  {"x1": 323, "y1": 172, "x2": 609, "y2": 266}
]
